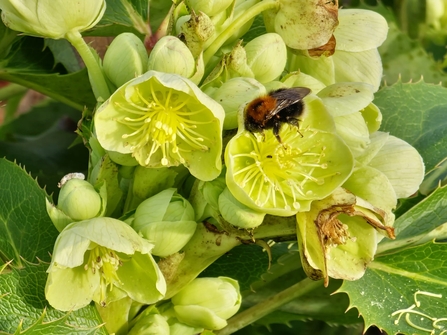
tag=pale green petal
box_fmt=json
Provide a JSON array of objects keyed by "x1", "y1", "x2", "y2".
[
  {"x1": 133, "y1": 189, "x2": 177, "y2": 231},
  {"x1": 289, "y1": 53, "x2": 335, "y2": 86},
  {"x1": 335, "y1": 9, "x2": 388, "y2": 52},
  {"x1": 333, "y1": 49, "x2": 383, "y2": 91},
  {"x1": 334, "y1": 112, "x2": 370, "y2": 157},
  {"x1": 218, "y1": 187, "x2": 266, "y2": 229},
  {"x1": 318, "y1": 82, "x2": 375, "y2": 117},
  {"x1": 46, "y1": 198, "x2": 74, "y2": 232},
  {"x1": 117, "y1": 252, "x2": 167, "y2": 304},
  {"x1": 360, "y1": 102, "x2": 382, "y2": 133},
  {"x1": 69, "y1": 217, "x2": 154, "y2": 255},
  {"x1": 45, "y1": 265, "x2": 100, "y2": 311},
  {"x1": 268, "y1": 0, "x2": 338, "y2": 50},
  {"x1": 343, "y1": 166, "x2": 397, "y2": 212},
  {"x1": 128, "y1": 314, "x2": 170, "y2": 335},
  {"x1": 327, "y1": 216, "x2": 378, "y2": 280},
  {"x1": 296, "y1": 210, "x2": 327, "y2": 281},
  {"x1": 170, "y1": 322, "x2": 203, "y2": 335},
  {"x1": 103, "y1": 33, "x2": 148, "y2": 88},
  {"x1": 0, "y1": 0, "x2": 105, "y2": 39},
  {"x1": 355, "y1": 131, "x2": 388, "y2": 165},
  {"x1": 147, "y1": 36, "x2": 195, "y2": 78},
  {"x1": 49, "y1": 225, "x2": 91, "y2": 269},
  {"x1": 369, "y1": 135, "x2": 425, "y2": 199},
  {"x1": 245, "y1": 33, "x2": 287, "y2": 83},
  {"x1": 282, "y1": 71, "x2": 326, "y2": 94},
  {"x1": 174, "y1": 305, "x2": 227, "y2": 330},
  {"x1": 139, "y1": 220, "x2": 197, "y2": 257}
]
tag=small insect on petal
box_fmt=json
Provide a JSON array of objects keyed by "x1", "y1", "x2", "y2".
[{"x1": 58, "y1": 173, "x2": 86, "y2": 188}]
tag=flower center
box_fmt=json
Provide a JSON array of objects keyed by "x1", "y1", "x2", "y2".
[
  {"x1": 115, "y1": 80, "x2": 211, "y2": 167},
  {"x1": 232, "y1": 126, "x2": 333, "y2": 211},
  {"x1": 84, "y1": 245, "x2": 122, "y2": 307}
]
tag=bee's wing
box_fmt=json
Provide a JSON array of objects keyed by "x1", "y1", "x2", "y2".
[{"x1": 265, "y1": 87, "x2": 311, "y2": 121}]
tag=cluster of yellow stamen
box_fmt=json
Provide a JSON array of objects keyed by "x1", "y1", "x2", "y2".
[
  {"x1": 232, "y1": 126, "x2": 331, "y2": 211},
  {"x1": 84, "y1": 245, "x2": 122, "y2": 307},
  {"x1": 115, "y1": 81, "x2": 212, "y2": 167}
]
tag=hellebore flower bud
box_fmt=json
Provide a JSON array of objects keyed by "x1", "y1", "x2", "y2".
[
  {"x1": 133, "y1": 188, "x2": 197, "y2": 257},
  {"x1": 147, "y1": 36, "x2": 196, "y2": 79},
  {"x1": 103, "y1": 32, "x2": 148, "y2": 88},
  {"x1": 245, "y1": 33, "x2": 287, "y2": 84},
  {"x1": 171, "y1": 276, "x2": 241, "y2": 330},
  {"x1": 57, "y1": 178, "x2": 102, "y2": 221},
  {"x1": 0, "y1": 0, "x2": 106, "y2": 39},
  {"x1": 46, "y1": 173, "x2": 106, "y2": 231}
]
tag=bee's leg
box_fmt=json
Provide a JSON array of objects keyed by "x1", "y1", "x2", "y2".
[
  {"x1": 273, "y1": 121, "x2": 284, "y2": 144},
  {"x1": 287, "y1": 118, "x2": 303, "y2": 137}
]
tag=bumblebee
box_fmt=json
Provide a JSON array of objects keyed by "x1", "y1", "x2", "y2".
[{"x1": 244, "y1": 87, "x2": 311, "y2": 143}]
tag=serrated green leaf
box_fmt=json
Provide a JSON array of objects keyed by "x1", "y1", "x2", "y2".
[
  {"x1": 45, "y1": 39, "x2": 82, "y2": 73},
  {"x1": 379, "y1": 22, "x2": 447, "y2": 85},
  {"x1": 89, "y1": 0, "x2": 149, "y2": 36},
  {"x1": 378, "y1": 185, "x2": 447, "y2": 253},
  {"x1": 0, "y1": 37, "x2": 96, "y2": 110},
  {"x1": 374, "y1": 80, "x2": 447, "y2": 172},
  {"x1": 0, "y1": 158, "x2": 59, "y2": 266},
  {"x1": 339, "y1": 242, "x2": 447, "y2": 335},
  {"x1": 0, "y1": 261, "x2": 106, "y2": 334},
  {"x1": 199, "y1": 244, "x2": 270, "y2": 292},
  {"x1": 0, "y1": 101, "x2": 89, "y2": 195}
]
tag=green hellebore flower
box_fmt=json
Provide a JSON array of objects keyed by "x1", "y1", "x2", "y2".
[
  {"x1": 263, "y1": 0, "x2": 338, "y2": 50},
  {"x1": 147, "y1": 36, "x2": 196, "y2": 79},
  {"x1": 103, "y1": 32, "x2": 148, "y2": 88},
  {"x1": 171, "y1": 277, "x2": 241, "y2": 330},
  {"x1": 0, "y1": 0, "x2": 105, "y2": 39},
  {"x1": 245, "y1": 33, "x2": 287, "y2": 84},
  {"x1": 133, "y1": 188, "x2": 197, "y2": 257},
  {"x1": 94, "y1": 71, "x2": 225, "y2": 181},
  {"x1": 225, "y1": 95, "x2": 354, "y2": 216},
  {"x1": 45, "y1": 217, "x2": 166, "y2": 311},
  {"x1": 297, "y1": 187, "x2": 395, "y2": 286}
]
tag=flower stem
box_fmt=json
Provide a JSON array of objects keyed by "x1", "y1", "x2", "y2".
[
  {"x1": 159, "y1": 222, "x2": 241, "y2": 299},
  {"x1": 216, "y1": 277, "x2": 322, "y2": 335},
  {"x1": 66, "y1": 31, "x2": 111, "y2": 101},
  {"x1": 203, "y1": 0, "x2": 280, "y2": 64}
]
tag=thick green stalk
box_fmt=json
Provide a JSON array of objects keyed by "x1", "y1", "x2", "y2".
[
  {"x1": 66, "y1": 31, "x2": 110, "y2": 101},
  {"x1": 216, "y1": 277, "x2": 322, "y2": 334},
  {"x1": 159, "y1": 222, "x2": 241, "y2": 299}
]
